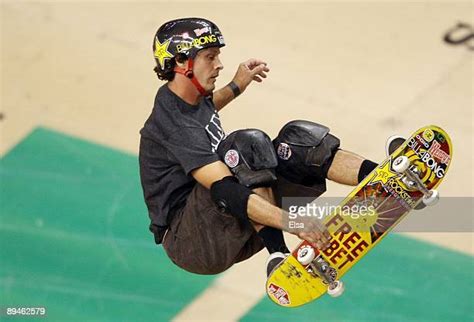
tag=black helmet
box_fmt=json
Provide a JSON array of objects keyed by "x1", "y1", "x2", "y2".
[{"x1": 153, "y1": 18, "x2": 225, "y2": 81}]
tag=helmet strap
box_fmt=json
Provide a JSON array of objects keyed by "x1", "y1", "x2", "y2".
[{"x1": 173, "y1": 58, "x2": 208, "y2": 96}]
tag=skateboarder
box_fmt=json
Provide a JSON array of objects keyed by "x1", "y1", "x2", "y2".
[{"x1": 139, "y1": 18, "x2": 404, "y2": 275}]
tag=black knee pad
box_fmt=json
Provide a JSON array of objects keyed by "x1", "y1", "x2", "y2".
[
  {"x1": 273, "y1": 120, "x2": 340, "y2": 186},
  {"x1": 210, "y1": 176, "x2": 253, "y2": 226},
  {"x1": 217, "y1": 129, "x2": 278, "y2": 188}
]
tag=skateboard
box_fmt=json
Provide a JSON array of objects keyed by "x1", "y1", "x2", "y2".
[{"x1": 266, "y1": 125, "x2": 452, "y2": 307}]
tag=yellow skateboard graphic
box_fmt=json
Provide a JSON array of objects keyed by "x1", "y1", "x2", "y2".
[{"x1": 266, "y1": 125, "x2": 453, "y2": 307}]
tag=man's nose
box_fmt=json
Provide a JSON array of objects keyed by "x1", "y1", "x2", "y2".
[{"x1": 215, "y1": 57, "x2": 224, "y2": 70}]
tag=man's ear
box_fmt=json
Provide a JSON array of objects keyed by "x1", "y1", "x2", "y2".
[{"x1": 175, "y1": 53, "x2": 188, "y2": 67}]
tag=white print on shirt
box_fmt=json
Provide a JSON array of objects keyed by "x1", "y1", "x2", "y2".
[{"x1": 205, "y1": 112, "x2": 225, "y2": 152}]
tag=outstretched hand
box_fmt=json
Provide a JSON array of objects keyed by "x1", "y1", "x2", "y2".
[{"x1": 232, "y1": 58, "x2": 270, "y2": 93}]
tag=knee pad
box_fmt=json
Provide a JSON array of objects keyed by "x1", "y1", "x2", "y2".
[
  {"x1": 217, "y1": 129, "x2": 278, "y2": 188},
  {"x1": 273, "y1": 120, "x2": 340, "y2": 186},
  {"x1": 210, "y1": 176, "x2": 253, "y2": 226}
]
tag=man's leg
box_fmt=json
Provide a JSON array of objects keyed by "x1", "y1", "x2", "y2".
[
  {"x1": 327, "y1": 150, "x2": 377, "y2": 186},
  {"x1": 163, "y1": 183, "x2": 264, "y2": 275},
  {"x1": 252, "y1": 187, "x2": 289, "y2": 254},
  {"x1": 251, "y1": 187, "x2": 292, "y2": 276},
  {"x1": 273, "y1": 120, "x2": 377, "y2": 188},
  {"x1": 216, "y1": 129, "x2": 290, "y2": 255},
  {"x1": 250, "y1": 187, "x2": 273, "y2": 232},
  {"x1": 326, "y1": 135, "x2": 409, "y2": 185}
]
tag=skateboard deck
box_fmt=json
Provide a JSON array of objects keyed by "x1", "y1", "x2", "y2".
[{"x1": 266, "y1": 125, "x2": 452, "y2": 307}]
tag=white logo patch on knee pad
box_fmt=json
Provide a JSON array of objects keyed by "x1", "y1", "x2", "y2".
[
  {"x1": 277, "y1": 143, "x2": 292, "y2": 160},
  {"x1": 224, "y1": 149, "x2": 240, "y2": 168}
]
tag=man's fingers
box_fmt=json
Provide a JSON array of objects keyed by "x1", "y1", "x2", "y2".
[
  {"x1": 251, "y1": 64, "x2": 268, "y2": 74},
  {"x1": 312, "y1": 240, "x2": 330, "y2": 251},
  {"x1": 250, "y1": 65, "x2": 268, "y2": 82},
  {"x1": 313, "y1": 241, "x2": 325, "y2": 250},
  {"x1": 296, "y1": 220, "x2": 332, "y2": 250},
  {"x1": 301, "y1": 230, "x2": 331, "y2": 250},
  {"x1": 323, "y1": 231, "x2": 331, "y2": 240},
  {"x1": 245, "y1": 58, "x2": 268, "y2": 70}
]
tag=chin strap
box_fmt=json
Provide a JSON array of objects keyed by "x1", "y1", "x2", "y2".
[{"x1": 173, "y1": 58, "x2": 208, "y2": 96}]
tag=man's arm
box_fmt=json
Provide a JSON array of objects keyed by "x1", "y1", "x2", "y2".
[
  {"x1": 212, "y1": 59, "x2": 270, "y2": 111},
  {"x1": 191, "y1": 160, "x2": 233, "y2": 189},
  {"x1": 191, "y1": 161, "x2": 330, "y2": 249},
  {"x1": 192, "y1": 161, "x2": 287, "y2": 231}
]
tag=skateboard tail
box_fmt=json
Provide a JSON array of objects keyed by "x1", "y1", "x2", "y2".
[{"x1": 266, "y1": 256, "x2": 327, "y2": 307}]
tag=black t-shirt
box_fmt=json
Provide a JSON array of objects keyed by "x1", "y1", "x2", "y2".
[{"x1": 139, "y1": 84, "x2": 225, "y2": 243}]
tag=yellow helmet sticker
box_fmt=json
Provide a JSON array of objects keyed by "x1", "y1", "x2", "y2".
[{"x1": 154, "y1": 37, "x2": 173, "y2": 68}]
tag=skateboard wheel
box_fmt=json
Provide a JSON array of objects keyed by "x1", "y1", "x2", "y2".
[
  {"x1": 327, "y1": 280, "x2": 344, "y2": 297},
  {"x1": 297, "y1": 246, "x2": 316, "y2": 265},
  {"x1": 392, "y1": 156, "x2": 410, "y2": 173},
  {"x1": 422, "y1": 189, "x2": 439, "y2": 206}
]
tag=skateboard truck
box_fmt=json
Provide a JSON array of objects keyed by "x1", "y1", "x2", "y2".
[
  {"x1": 297, "y1": 246, "x2": 345, "y2": 297},
  {"x1": 392, "y1": 156, "x2": 439, "y2": 206}
]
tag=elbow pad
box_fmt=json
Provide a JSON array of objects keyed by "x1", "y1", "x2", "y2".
[{"x1": 210, "y1": 176, "x2": 253, "y2": 224}]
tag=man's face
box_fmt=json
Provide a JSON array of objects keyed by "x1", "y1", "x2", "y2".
[{"x1": 192, "y1": 47, "x2": 223, "y2": 93}]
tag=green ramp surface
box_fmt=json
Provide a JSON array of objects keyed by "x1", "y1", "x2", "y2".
[
  {"x1": 0, "y1": 127, "x2": 217, "y2": 321},
  {"x1": 242, "y1": 234, "x2": 473, "y2": 322}
]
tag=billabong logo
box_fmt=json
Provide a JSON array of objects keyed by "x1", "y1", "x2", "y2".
[{"x1": 176, "y1": 35, "x2": 218, "y2": 52}]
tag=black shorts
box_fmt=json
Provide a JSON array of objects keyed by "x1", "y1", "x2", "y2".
[{"x1": 162, "y1": 177, "x2": 326, "y2": 275}]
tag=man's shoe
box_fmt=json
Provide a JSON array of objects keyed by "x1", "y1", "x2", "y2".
[
  {"x1": 386, "y1": 135, "x2": 406, "y2": 156},
  {"x1": 266, "y1": 252, "x2": 287, "y2": 277}
]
